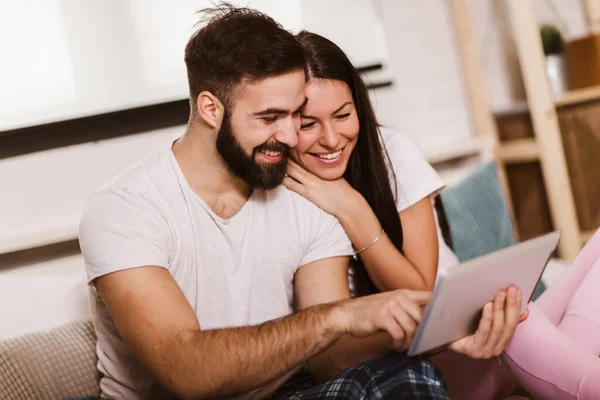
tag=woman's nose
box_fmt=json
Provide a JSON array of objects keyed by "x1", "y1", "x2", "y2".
[{"x1": 320, "y1": 124, "x2": 340, "y2": 149}]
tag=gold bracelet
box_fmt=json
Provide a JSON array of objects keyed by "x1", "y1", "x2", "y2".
[{"x1": 352, "y1": 229, "x2": 385, "y2": 260}]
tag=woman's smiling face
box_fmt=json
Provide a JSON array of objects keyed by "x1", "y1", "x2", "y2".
[{"x1": 290, "y1": 78, "x2": 360, "y2": 180}]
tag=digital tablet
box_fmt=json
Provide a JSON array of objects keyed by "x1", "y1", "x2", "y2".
[{"x1": 407, "y1": 231, "x2": 560, "y2": 357}]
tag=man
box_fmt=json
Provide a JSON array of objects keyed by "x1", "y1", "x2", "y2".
[{"x1": 79, "y1": 5, "x2": 520, "y2": 399}]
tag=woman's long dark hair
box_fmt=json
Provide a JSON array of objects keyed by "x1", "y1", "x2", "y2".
[{"x1": 297, "y1": 31, "x2": 403, "y2": 296}]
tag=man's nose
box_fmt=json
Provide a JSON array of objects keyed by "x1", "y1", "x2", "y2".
[{"x1": 274, "y1": 117, "x2": 298, "y2": 148}]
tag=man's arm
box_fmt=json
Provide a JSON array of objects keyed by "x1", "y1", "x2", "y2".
[
  {"x1": 96, "y1": 266, "x2": 340, "y2": 399},
  {"x1": 295, "y1": 257, "x2": 525, "y2": 383},
  {"x1": 96, "y1": 264, "x2": 424, "y2": 399},
  {"x1": 294, "y1": 257, "x2": 424, "y2": 382}
]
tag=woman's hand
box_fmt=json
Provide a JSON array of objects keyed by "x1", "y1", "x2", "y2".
[
  {"x1": 283, "y1": 160, "x2": 361, "y2": 217},
  {"x1": 449, "y1": 286, "x2": 522, "y2": 359},
  {"x1": 519, "y1": 309, "x2": 529, "y2": 322}
]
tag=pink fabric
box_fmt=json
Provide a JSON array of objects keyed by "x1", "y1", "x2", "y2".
[
  {"x1": 558, "y1": 315, "x2": 600, "y2": 355},
  {"x1": 535, "y1": 229, "x2": 600, "y2": 324},
  {"x1": 435, "y1": 229, "x2": 600, "y2": 400},
  {"x1": 432, "y1": 351, "x2": 516, "y2": 400},
  {"x1": 503, "y1": 303, "x2": 600, "y2": 399}
]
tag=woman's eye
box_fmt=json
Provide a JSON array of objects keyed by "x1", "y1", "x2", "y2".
[
  {"x1": 262, "y1": 116, "x2": 277, "y2": 124},
  {"x1": 335, "y1": 113, "x2": 351, "y2": 120},
  {"x1": 300, "y1": 122, "x2": 316, "y2": 130}
]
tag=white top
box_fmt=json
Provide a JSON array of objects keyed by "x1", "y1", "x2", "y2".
[
  {"x1": 382, "y1": 130, "x2": 459, "y2": 272},
  {"x1": 348, "y1": 131, "x2": 459, "y2": 295},
  {"x1": 78, "y1": 144, "x2": 353, "y2": 400}
]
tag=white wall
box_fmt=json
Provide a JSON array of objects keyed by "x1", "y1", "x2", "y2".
[
  {"x1": 372, "y1": 0, "x2": 474, "y2": 151},
  {"x1": 0, "y1": 1, "x2": 195, "y2": 130},
  {"x1": 300, "y1": 0, "x2": 390, "y2": 67},
  {"x1": 0, "y1": 0, "x2": 389, "y2": 131},
  {"x1": 0, "y1": 253, "x2": 89, "y2": 339},
  {"x1": 0, "y1": 127, "x2": 182, "y2": 253}
]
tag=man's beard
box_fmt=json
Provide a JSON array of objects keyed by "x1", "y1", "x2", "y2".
[{"x1": 216, "y1": 112, "x2": 290, "y2": 190}]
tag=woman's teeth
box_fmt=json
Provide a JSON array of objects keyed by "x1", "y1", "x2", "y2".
[
  {"x1": 262, "y1": 150, "x2": 281, "y2": 156},
  {"x1": 317, "y1": 149, "x2": 342, "y2": 160}
]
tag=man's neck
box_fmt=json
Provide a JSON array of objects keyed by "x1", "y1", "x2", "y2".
[{"x1": 172, "y1": 126, "x2": 252, "y2": 219}]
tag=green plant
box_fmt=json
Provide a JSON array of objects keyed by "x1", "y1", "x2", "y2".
[{"x1": 540, "y1": 24, "x2": 564, "y2": 55}]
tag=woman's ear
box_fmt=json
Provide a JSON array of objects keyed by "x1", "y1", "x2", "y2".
[{"x1": 195, "y1": 91, "x2": 224, "y2": 129}]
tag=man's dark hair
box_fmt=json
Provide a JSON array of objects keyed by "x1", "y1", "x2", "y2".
[{"x1": 185, "y1": 3, "x2": 307, "y2": 111}]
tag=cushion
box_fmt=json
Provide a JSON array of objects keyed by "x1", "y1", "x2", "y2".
[
  {"x1": 440, "y1": 162, "x2": 515, "y2": 261},
  {"x1": 0, "y1": 319, "x2": 100, "y2": 400},
  {"x1": 440, "y1": 162, "x2": 546, "y2": 300}
]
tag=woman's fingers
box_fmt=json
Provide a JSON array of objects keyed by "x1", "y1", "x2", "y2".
[
  {"x1": 473, "y1": 302, "x2": 494, "y2": 357},
  {"x1": 282, "y1": 176, "x2": 305, "y2": 196},
  {"x1": 494, "y1": 286, "x2": 522, "y2": 355},
  {"x1": 448, "y1": 301, "x2": 492, "y2": 356},
  {"x1": 285, "y1": 164, "x2": 305, "y2": 184},
  {"x1": 286, "y1": 160, "x2": 312, "y2": 183},
  {"x1": 483, "y1": 290, "x2": 507, "y2": 356},
  {"x1": 519, "y1": 309, "x2": 530, "y2": 322},
  {"x1": 286, "y1": 160, "x2": 306, "y2": 182}
]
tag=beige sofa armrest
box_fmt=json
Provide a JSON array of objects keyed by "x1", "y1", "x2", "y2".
[{"x1": 0, "y1": 319, "x2": 100, "y2": 400}]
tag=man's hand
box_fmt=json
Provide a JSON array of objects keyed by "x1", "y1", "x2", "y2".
[
  {"x1": 334, "y1": 289, "x2": 431, "y2": 351},
  {"x1": 449, "y1": 286, "x2": 523, "y2": 358}
]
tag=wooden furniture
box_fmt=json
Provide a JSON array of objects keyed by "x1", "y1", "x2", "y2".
[
  {"x1": 495, "y1": 102, "x2": 600, "y2": 242},
  {"x1": 564, "y1": 33, "x2": 600, "y2": 90},
  {"x1": 448, "y1": 0, "x2": 518, "y2": 236},
  {"x1": 450, "y1": 0, "x2": 600, "y2": 260}
]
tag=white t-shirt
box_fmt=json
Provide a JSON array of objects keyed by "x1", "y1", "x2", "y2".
[
  {"x1": 347, "y1": 131, "x2": 459, "y2": 295},
  {"x1": 382, "y1": 130, "x2": 459, "y2": 273},
  {"x1": 78, "y1": 143, "x2": 353, "y2": 400}
]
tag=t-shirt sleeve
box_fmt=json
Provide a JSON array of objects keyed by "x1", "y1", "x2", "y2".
[
  {"x1": 79, "y1": 189, "x2": 172, "y2": 284},
  {"x1": 384, "y1": 132, "x2": 445, "y2": 212},
  {"x1": 299, "y1": 211, "x2": 353, "y2": 267}
]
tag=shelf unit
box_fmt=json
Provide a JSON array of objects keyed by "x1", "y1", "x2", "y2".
[
  {"x1": 449, "y1": 0, "x2": 600, "y2": 260},
  {"x1": 555, "y1": 85, "x2": 600, "y2": 107}
]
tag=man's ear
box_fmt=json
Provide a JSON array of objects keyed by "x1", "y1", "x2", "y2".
[{"x1": 195, "y1": 91, "x2": 225, "y2": 129}]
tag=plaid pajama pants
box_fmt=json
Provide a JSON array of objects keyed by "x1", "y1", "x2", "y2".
[
  {"x1": 72, "y1": 355, "x2": 447, "y2": 400},
  {"x1": 266, "y1": 353, "x2": 448, "y2": 399}
]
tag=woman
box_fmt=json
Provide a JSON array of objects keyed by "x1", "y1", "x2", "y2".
[
  {"x1": 287, "y1": 34, "x2": 459, "y2": 298},
  {"x1": 285, "y1": 30, "x2": 600, "y2": 399}
]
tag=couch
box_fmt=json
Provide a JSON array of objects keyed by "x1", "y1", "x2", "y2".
[{"x1": 0, "y1": 319, "x2": 100, "y2": 400}]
